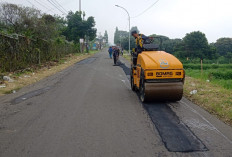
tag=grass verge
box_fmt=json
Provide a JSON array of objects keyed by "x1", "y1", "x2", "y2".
[
  {"x1": 0, "y1": 51, "x2": 99, "y2": 96},
  {"x1": 122, "y1": 54, "x2": 131, "y2": 62},
  {"x1": 184, "y1": 76, "x2": 232, "y2": 126},
  {"x1": 185, "y1": 69, "x2": 232, "y2": 89}
]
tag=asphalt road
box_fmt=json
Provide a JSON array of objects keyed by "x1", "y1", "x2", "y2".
[{"x1": 0, "y1": 49, "x2": 232, "y2": 157}]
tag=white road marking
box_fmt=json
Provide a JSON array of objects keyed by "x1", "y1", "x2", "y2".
[{"x1": 180, "y1": 100, "x2": 232, "y2": 144}]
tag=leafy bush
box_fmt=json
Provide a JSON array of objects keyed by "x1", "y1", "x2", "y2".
[
  {"x1": 183, "y1": 64, "x2": 232, "y2": 70},
  {"x1": 0, "y1": 33, "x2": 77, "y2": 72},
  {"x1": 210, "y1": 71, "x2": 232, "y2": 80}
]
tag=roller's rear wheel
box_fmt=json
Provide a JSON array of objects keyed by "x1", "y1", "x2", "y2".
[
  {"x1": 130, "y1": 70, "x2": 136, "y2": 91},
  {"x1": 139, "y1": 69, "x2": 147, "y2": 102}
]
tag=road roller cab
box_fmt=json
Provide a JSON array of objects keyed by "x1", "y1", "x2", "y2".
[{"x1": 130, "y1": 48, "x2": 185, "y2": 102}]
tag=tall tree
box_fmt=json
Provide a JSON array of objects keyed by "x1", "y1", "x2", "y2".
[
  {"x1": 214, "y1": 38, "x2": 232, "y2": 56},
  {"x1": 104, "y1": 30, "x2": 108, "y2": 43},
  {"x1": 0, "y1": 3, "x2": 63, "y2": 39},
  {"x1": 183, "y1": 31, "x2": 209, "y2": 59},
  {"x1": 85, "y1": 16, "x2": 97, "y2": 41},
  {"x1": 163, "y1": 39, "x2": 182, "y2": 54},
  {"x1": 225, "y1": 52, "x2": 232, "y2": 63},
  {"x1": 63, "y1": 11, "x2": 96, "y2": 43},
  {"x1": 114, "y1": 27, "x2": 119, "y2": 45}
]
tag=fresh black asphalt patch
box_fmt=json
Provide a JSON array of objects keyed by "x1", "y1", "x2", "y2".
[
  {"x1": 11, "y1": 87, "x2": 50, "y2": 105},
  {"x1": 76, "y1": 57, "x2": 96, "y2": 65},
  {"x1": 10, "y1": 57, "x2": 97, "y2": 105},
  {"x1": 144, "y1": 103, "x2": 207, "y2": 152},
  {"x1": 119, "y1": 59, "x2": 208, "y2": 152},
  {"x1": 118, "y1": 61, "x2": 130, "y2": 76}
]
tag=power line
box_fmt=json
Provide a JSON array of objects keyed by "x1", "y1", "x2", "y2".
[
  {"x1": 26, "y1": 0, "x2": 57, "y2": 15},
  {"x1": 50, "y1": 0, "x2": 68, "y2": 14},
  {"x1": 131, "y1": 0, "x2": 160, "y2": 18},
  {"x1": 45, "y1": 0, "x2": 72, "y2": 14},
  {"x1": 26, "y1": 0, "x2": 40, "y2": 10},
  {"x1": 33, "y1": 0, "x2": 56, "y2": 14},
  {"x1": 52, "y1": 0, "x2": 68, "y2": 13},
  {"x1": 47, "y1": 0, "x2": 67, "y2": 15},
  {"x1": 47, "y1": 0, "x2": 66, "y2": 14}
]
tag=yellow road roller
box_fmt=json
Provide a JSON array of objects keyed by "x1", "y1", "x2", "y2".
[{"x1": 130, "y1": 40, "x2": 185, "y2": 102}]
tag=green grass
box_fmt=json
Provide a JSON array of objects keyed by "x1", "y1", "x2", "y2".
[
  {"x1": 122, "y1": 54, "x2": 131, "y2": 62},
  {"x1": 89, "y1": 50, "x2": 99, "y2": 54},
  {"x1": 184, "y1": 64, "x2": 232, "y2": 70},
  {"x1": 184, "y1": 76, "x2": 232, "y2": 126},
  {"x1": 184, "y1": 64, "x2": 232, "y2": 90}
]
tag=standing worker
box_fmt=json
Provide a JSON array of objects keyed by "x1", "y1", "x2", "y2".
[
  {"x1": 131, "y1": 31, "x2": 149, "y2": 66},
  {"x1": 113, "y1": 47, "x2": 120, "y2": 65},
  {"x1": 108, "y1": 46, "x2": 113, "y2": 59},
  {"x1": 131, "y1": 30, "x2": 149, "y2": 54}
]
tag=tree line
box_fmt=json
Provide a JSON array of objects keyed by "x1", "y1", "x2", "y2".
[
  {"x1": 0, "y1": 3, "x2": 97, "y2": 72},
  {"x1": 114, "y1": 27, "x2": 232, "y2": 64}
]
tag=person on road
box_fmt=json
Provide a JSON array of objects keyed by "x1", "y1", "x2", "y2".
[
  {"x1": 108, "y1": 46, "x2": 113, "y2": 59},
  {"x1": 113, "y1": 47, "x2": 120, "y2": 65},
  {"x1": 131, "y1": 30, "x2": 149, "y2": 54},
  {"x1": 121, "y1": 48, "x2": 124, "y2": 56},
  {"x1": 131, "y1": 31, "x2": 149, "y2": 66}
]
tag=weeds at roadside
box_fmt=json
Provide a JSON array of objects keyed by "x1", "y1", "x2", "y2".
[
  {"x1": 184, "y1": 76, "x2": 232, "y2": 126},
  {"x1": 0, "y1": 51, "x2": 99, "y2": 96},
  {"x1": 3, "y1": 87, "x2": 21, "y2": 94}
]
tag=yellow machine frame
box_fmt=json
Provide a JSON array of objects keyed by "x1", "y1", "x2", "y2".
[{"x1": 131, "y1": 50, "x2": 185, "y2": 102}]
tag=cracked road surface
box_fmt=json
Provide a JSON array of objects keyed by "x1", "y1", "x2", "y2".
[{"x1": 0, "y1": 50, "x2": 232, "y2": 157}]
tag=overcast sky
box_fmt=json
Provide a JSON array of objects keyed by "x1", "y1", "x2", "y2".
[{"x1": 1, "y1": 0, "x2": 232, "y2": 43}]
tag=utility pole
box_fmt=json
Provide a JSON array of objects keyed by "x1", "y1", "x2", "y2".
[
  {"x1": 115, "y1": 5, "x2": 130, "y2": 54},
  {"x1": 79, "y1": 0, "x2": 82, "y2": 52},
  {"x1": 79, "y1": 0, "x2": 81, "y2": 12}
]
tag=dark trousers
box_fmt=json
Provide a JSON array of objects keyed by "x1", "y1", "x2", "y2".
[
  {"x1": 113, "y1": 56, "x2": 117, "y2": 64},
  {"x1": 133, "y1": 57, "x2": 137, "y2": 66}
]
